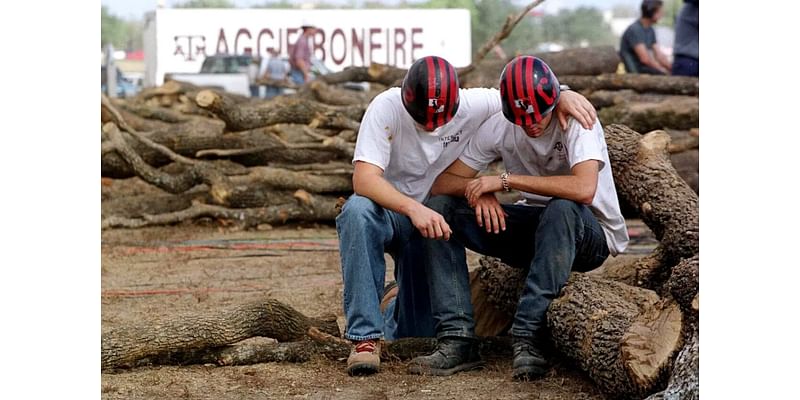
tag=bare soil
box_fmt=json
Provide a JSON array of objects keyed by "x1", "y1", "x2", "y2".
[{"x1": 102, "y1": 221, "x2": 653, "y2": 399}]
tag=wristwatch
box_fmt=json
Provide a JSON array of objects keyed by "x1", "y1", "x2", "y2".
[{"x1": 500, "y1": 172, "x2": 511, "y2": 192}]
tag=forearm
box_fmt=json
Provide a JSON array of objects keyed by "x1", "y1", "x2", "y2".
[
  {"x1": 431, "y1": 173, "x2": 475, "y2": 197},
  {"x1": 353, "y1": 173, "x2": 422, "y2": 217},
  {"x1": 654, "y1": 52, "x2": 671, "y2": 70},
  {"x1": 507, "y1": 174, "x2": 595, "y2": 205}
]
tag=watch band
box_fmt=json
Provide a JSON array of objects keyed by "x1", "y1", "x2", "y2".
[{"x1": 500, "y1": 172, "x2": 511, "y2": 192}]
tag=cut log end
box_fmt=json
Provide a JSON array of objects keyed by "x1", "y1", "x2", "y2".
[
  {"x1": 195, "y1": 90, "x2": 218, "y2": 108},
  {"x1": 620, "y1": 299, "x2": 684, "y2": 393}
]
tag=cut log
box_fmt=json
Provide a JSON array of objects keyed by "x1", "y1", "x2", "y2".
[
  {"x1": 101, "y1": 192, "x2": 201, "y2": 219},
  {"x1": 602, "y1": 125, "x2": 699, "y2": 287},
  {"x1": 560, "y1": 74, "x2": 699, "y2": 96},
  {"x1": 547, "y1": 274, "x2": 683, "y2": 398},
  {"x1": 666, "y1": 255, "x2": 699, "y2": 322},
  {"x1": 319, "y1": 63, "x2": 407, "y2": 87},
  {"x1": 101, "y1": 193, "x2": 340, "y2": 229},
  {"x1": 536, "y1": 46, "x2": 621, "y2": 76},
  {"x1": 305, "y1": 80, "x2": 370, "y2": 106},
  {"x1": 195, "y1": 89, "x2": 364, "y2": 131},
  {"x1": 587, "y1": 89, "x2": 681, "y2": 109},
  {"x1": 462, "y1": 46, "x2": 622, "y2": 88},
  {"x1": 599, "y1": 97, "x2": 699, "y2": 132},
  {"x1": 117, "y1": 101, "x2": 191, "y2": 123},
  {"x1": 101, "y1": 298, "x2": 341, "y2": 370}
]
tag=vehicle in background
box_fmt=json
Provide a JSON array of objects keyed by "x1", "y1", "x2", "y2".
[
  {"x1": 165, "y1": 54, "x2": 367, "y2": 97},
  {"x1": 101, "y1": 66, "x2": 141, "y2": 98},
  {"x1": 164, "y1": 54, "x2": 255, "y2": 97}
]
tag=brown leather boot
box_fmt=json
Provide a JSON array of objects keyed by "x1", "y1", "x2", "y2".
[{"x1": 346, "y1": 339, "x2": 381, "y2": 376}]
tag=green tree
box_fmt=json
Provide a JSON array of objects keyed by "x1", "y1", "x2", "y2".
[
  {"x1": 101, "y1": 5, "x2": 127, "y2": 48},
  {"x1": 174, "y1": 0, "x2": 235, "y2": 8},
  {"x1": 535, "y1": 7, "x2": 616, "y2": 49}
]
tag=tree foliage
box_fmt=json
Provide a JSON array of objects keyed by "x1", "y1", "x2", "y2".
[
  {"x1": 101, "y1": 5, "x2": 143, "y2": 50},
  {"x1": 174, "y1": 0, "x2": 235, "y2": 8}
]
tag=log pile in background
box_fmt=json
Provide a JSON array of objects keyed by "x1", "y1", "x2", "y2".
[{"x1": 101, "y1": 77, "x2": 368, "y2": 229}]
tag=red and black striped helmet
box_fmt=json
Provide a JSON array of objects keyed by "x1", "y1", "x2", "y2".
[
  {"x1": 500, "y1": 56, "x2": 560, "y2": 126},
  {"x1": 401, "y1": 56, "x2": 460, "y2": 131}
]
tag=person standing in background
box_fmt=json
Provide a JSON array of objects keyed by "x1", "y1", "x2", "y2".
[
  {"x1": 671, "y1": 0, "x2": 699, "y2": 76},
  {"x1": 263, "y1": 48, "x2": 290, "y2": 99},
  {"x1": 247, "y1": 56, "x2": 261, "y2": 98},
  {"x1": 288, "y1": 22, "x2": 317, "y2": 85}
]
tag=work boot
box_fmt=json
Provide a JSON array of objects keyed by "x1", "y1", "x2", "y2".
[
  {"x1": 512, "y1": 336, "x2": 549, "y2": 381},
  {"x1": 408, "y1": 337, "x2": 484, "y2": 376},
  {"x1": 346, "y1": 339, "x2": 381, "y2": 376}
]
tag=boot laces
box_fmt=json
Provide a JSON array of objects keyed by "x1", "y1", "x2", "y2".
[{"x1": 355, "y1": 340, "x2": 377, "y2": 353}]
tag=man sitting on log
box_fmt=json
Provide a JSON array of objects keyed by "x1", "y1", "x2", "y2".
[
  {"x1": 338, "y1": 55, "x2": 597, "y2": 376},
  {"x1": 407, "y1": 56, "x2": 629, "y2": 379}
]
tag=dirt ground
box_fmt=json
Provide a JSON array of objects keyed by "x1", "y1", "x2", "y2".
[{"x1": 101, "y1": 221, "x2": 655, "y2": 400}]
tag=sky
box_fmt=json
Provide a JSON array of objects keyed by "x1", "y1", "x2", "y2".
[{"x1": 102, "y1": 0, "x2": 644, "y2": 20}]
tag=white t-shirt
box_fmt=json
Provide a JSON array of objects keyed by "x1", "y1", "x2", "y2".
[
  {"x1": 460, "y1": 113, "x2": 629, "y2": 256},
  {"x1": 353, "y1": 87, "x2": 501, "y2": 203}
]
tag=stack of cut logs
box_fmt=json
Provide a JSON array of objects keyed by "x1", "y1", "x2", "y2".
[{"x1": 101, "y1": 46, "x2": 698, "y2": 399}]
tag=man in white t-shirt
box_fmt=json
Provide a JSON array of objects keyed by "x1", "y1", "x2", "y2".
[
  {"x1": 338, "y1": 55, "x2": 598, "y2": 376},
  {"x1": 408, "y1": 56, "x2": 629, "y2": 379}
]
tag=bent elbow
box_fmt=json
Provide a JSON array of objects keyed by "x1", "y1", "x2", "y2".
[{"x1": 579, "y1": 189, "x2": 597, "y2": 205}]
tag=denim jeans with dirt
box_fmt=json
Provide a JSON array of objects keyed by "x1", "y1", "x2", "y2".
[
  {"x1": 337, "y1": 194, "x2": 436, "y2": 342},
  {"x1": 422, "y1": 195, "x2": 610, "y2": 340}
]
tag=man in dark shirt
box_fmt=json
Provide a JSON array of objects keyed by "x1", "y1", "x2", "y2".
[
  {"x1": 619, "y1": 0, "x2": 672, "y2": 75},
  {"x1": 671, "y1": 0, "x2": 699, "y2": 76}
]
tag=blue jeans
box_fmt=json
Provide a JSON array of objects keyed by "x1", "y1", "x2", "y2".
[
  {"x1": 290, "y1": 69, "x2": 306, "y2": 85},
  {"x1": 672, "y1": 55, "x2": 699, "y2": 77},
  {"x1": 336, "y1": 194, "x2": 435, "y2": 341},
  {"x1": 423, "y1": 195, "x2": 610, "y2": 339},
  {"x1": 265, "y1": 86, "x2": 283, "y2": 99}
]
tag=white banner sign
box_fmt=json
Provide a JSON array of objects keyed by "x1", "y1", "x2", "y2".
[{"x1": 145, "y1": 8, "x2": 471, "y2": 86}]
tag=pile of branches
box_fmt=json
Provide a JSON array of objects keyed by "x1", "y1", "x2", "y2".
[{"x1": 101, "y1": 79, "x2": 375, "y2": 229}]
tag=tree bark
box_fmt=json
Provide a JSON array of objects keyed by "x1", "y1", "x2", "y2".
[
  {"x1": 195, "y1": 89, "x2": 364, "y2": 132},
  {"x1": 601, "y1": 125, "x2": 699, "y2": 288},
  {"x1": 599, "y1": 97, "x2": 699, "y2": 132},
  {"x1": 318, "y1": 63, "x2": 407, "y2": 87},
  {"x1": 546, "y1": 274, "x2": 682, "y2": 399},
  {"x1": 101, "y1": 193, "x2": 341, "y2": 229},
  {"x1": 101, "y1": 298, "x2": 341, "y2": 370},
  {"x1": 560, "y1": 74, "x2": 699, "y2": 96},
  {"x1": 463, "y1": 46, "x2": 621, "y2": 89},
  {"x1": 587, "y1": 90, "x2": 681, "y2": 109}
]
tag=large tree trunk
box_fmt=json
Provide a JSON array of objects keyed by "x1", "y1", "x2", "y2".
[
  {"x1": 560, "y1": 74, "x2": 699, "y2": 96},
  {"x1": 599, "y1": 97, "x2": 699, "y2": 132},
  {"x1": 591, "y1": 125, "x2": 699, "y2": 288},
  {"x1": 547, "y1": 274, "x2": 683, "y2": 399},
  {"x1": 101, "y1": 299, "x2": 340, "y2": 370}
]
